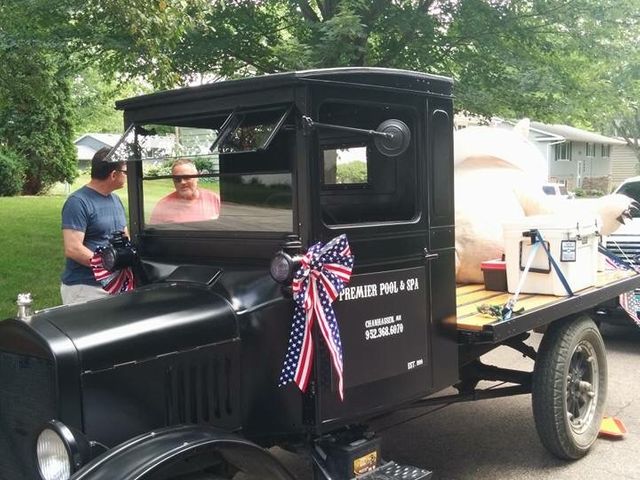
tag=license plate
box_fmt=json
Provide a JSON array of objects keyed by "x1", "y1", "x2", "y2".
[{"x1": 353, "y1": 451, "x2": 378, "y2": 475}]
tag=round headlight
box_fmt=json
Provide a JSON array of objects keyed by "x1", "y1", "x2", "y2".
[
  {"x1": 270, "y1": 252, "x2": 302, "y2": 284},
  {"x1": 35, "y1": 420, "x2": 90, "y2": 480},
  {"x1": 270, "y1": 253, "x2": 292, "y2": 283},
  {"x1": 36, "y1": 428, "x2": 71, "y2": 480}
]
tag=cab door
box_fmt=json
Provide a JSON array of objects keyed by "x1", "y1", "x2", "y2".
[{"x1": 303, "y1": 87, "x2": 445, "y2": 428}]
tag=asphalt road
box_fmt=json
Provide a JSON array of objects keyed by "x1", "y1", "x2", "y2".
[{"x1": 273, "y1": 321, "x2": 640, "y2": 479}]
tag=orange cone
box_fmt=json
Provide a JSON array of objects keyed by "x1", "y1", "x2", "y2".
[{"x1": 599, "y1": 416, "x2": 627, "y2": 438}]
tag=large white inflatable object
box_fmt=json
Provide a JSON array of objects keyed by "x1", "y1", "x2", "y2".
[{"x1": 453, "y1": 119, "x2": 634, "y2": 284}]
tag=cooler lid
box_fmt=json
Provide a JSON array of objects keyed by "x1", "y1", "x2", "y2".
[{"x1": 502, "y1": 214, "x2": 600, "y2": 233}]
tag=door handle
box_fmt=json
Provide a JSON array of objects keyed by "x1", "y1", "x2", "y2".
[{"x1": 424, "y1": 249, "x2": 439, "y2": 261}]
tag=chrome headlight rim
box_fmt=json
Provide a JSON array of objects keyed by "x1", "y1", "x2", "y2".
[{"x1": 36, "y1": 420, "x2": 89, "y2": 480}]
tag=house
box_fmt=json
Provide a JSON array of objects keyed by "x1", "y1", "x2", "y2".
[
  {"x1": 528, "y1": 122, "x2": 628, "y2": 192},
  {"x1": 455, "y1": 115, "x2": 639, "y2": 192},
  {"x1": 74, "y1": 133, "x2": 121, "y2": 170}
]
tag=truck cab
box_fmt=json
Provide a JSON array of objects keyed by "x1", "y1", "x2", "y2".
[{"x1": 0, "y1": 68, "x2": 456, "y2": 480}]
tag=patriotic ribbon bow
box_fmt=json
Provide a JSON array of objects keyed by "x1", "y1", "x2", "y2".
[
  {"x1": 279, "y1": 234, "x2": 354, "y2": 400},
  {"x1": 90, "y1": 247, "x2": 135, "y2": 295}
]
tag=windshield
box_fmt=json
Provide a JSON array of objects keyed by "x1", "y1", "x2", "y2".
[{"x1": 111, "y1": 112, "x2": 294, "y2": 232}]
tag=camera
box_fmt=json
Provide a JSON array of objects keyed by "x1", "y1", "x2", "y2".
[{"x1": 100, "y1": 231, "x2": 137, "y2": 272}]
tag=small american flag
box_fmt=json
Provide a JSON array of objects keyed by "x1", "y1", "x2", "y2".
[
  {"x1": 619, "y1": 291, "x2": 640, "y2": 327},
  {"x1": 603, "y1": 250, "x2": 640, "y2": 327},
  {"x1": 279, "y1": 234, "x2": 354, "y2": 400},
  {"x1": 90, "y1": 247, "x2": 135, "y2": 295}
]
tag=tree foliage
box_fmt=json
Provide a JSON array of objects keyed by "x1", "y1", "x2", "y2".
[
  {"x1": 68, "y1": 0, "x2": 640, "y2": 131},
  {"x1": 614, "y1": 108, "x2": 640, "y2": 162},
  {"x1": 2, "y1": 0, "x2": 640, "y2": 193},
  {"x1": 0, "y1": 46, "x2": 77, "y2": 194},
  {"x1": 0, "y1": 146, "x2": 26, "y2": 196},
  {"x1": 70, "y1": 68, "x2": 150, "y2": 135},
  {"x1": 0, "y1": 0, "x2": 78, "y2": 194}
]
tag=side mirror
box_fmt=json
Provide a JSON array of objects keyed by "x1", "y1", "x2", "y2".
[
  {"x1": 302, "y1": 116, "x2": 411, "y2": 157},
  {"x1": 374, "y1": 119, "x2": 411, "y2": 157}
]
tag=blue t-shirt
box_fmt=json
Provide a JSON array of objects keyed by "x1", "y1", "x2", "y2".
[{"x1": 61, "y1": 186, "x2": 127, "y2": 285}]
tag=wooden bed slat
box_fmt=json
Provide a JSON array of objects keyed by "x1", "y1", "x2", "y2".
[{"x1": 455, "y1": 270, "x2": 635, "y2": 332}]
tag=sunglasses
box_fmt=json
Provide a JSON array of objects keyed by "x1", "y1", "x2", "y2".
[{"x1": 172, "y1": 175, "x2": 198, "y2": 182}]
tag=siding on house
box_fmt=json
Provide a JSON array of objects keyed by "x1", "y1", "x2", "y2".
[{"x1": 610, "y1": 144, "x2": 638, "y2": 190}]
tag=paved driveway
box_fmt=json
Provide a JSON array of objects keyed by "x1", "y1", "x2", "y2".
[{"x1": 274, "y1": 322, "x2": 640, "y2": 479}]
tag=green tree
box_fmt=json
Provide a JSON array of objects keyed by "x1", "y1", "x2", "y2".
[
  {"x1": 614, "y1": 108, "x2": 640, "y2": 162},
  {"x1": 0, "y1": 47, "x2": 77, "y2": 194},
  {"x1": 69, "y1": 0, "x2": 640, "y2": 131},
  {"x1": 0, "y1": 1, "x2": 78, "y2": 194},
  {"x1": 71, "y1": 68, "x2": 151, "y2": 136}
]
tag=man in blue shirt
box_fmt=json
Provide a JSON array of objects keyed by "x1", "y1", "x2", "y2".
[{"x1": 60, "y1": 147, "x2": 128, "y2": 304}]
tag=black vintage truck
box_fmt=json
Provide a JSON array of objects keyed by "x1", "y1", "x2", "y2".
[{"x1": 2, "y1": 68, "x2": 640, "y2": 480}]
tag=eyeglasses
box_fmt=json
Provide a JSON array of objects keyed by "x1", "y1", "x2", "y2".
[{"x1": 116, "y1": 169, "x2": 128, "y2": 174}]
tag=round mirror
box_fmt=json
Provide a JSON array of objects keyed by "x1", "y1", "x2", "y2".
[{"x1": 374, "y1": 119, "x2": 411, "y2": 157}]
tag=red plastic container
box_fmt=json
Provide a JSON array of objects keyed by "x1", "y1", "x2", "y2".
[{"x1": 481, "y1": 259, "x2": 507, "y2": 292}]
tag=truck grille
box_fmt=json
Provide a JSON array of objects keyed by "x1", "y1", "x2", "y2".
[{"x1": 0, "y1": 351, "x2": 55, "y2": 480}]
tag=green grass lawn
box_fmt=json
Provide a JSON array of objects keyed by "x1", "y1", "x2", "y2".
[
  {"x1": 0, "y1": 174, "x2": 130, "y2": 319},
  {"x1": 0, "y1": 195, "x2": 68, "y2": 318}
]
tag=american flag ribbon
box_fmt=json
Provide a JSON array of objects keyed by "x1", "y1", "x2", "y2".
[
  {"x1": 603, "y1": 252, "x2": 640, "y2": 327},
  {"x1": 279, "y1": 234, "x2": 354, "y2": 400},
  {"x1": 90, "y1": 247, "x2": 135, "y2": 295}
]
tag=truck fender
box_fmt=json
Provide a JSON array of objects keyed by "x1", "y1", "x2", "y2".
[{"x1": 70, "y1": 425, "x2": 296, "y2": 480}]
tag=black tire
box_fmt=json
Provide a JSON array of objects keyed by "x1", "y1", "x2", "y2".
[{"x1": 532, "y1": 315, "x2": 607, "y2": 460}]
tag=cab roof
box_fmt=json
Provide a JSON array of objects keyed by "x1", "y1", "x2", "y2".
[{"x1": 116, "y1": 67, "x2": 453, "y2": 111}]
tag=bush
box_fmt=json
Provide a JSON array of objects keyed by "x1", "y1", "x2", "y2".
[
  {"x1": 574, "y1": 188, "x2": 604, "y2": 198},
  {"x1": 0, "y1": 147, "x2": 26, "y2": 196},
  {"x1": 337, "y1": 161, "x2": 367, "y2": 184}
]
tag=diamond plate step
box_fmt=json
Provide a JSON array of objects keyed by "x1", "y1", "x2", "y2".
[{"x1": 359, "y1": 461, "x2": 433, "y2": 480}]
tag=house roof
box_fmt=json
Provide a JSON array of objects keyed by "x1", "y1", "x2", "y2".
[
  {"x1": 74, "y1": 133, "x2": 121, "y2": 147},
  {"x1": 530, "y1": 121, "x2": 625, "y2": 145}
]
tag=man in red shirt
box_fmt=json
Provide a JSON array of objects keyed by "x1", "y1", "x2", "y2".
[{"x1": 149, "y1": 159, "x2": 220, "y2": 224}]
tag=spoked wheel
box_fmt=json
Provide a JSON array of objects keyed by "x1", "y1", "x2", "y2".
[{"x1": 532, "y1": 315, "x2": 607, "y2": 460}]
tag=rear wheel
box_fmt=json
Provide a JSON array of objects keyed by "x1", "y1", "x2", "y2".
[{"x1": 532, "y1": 315, "x2": 607, "y2": 460}]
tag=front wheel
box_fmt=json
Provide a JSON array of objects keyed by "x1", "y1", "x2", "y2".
[{"x1": 532, "y1": 315, "x2": 607, "y2": 460}]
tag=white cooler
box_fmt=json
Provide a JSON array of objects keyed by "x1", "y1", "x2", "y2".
[{"x1": 503, "y1": 215, "x2": 600, "y2": 296}]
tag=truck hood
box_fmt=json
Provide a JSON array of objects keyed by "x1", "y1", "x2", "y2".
[{"x1": 36, "y1": 283, "x2": 238, "y2": 373}]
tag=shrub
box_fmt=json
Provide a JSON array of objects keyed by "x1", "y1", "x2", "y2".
[
  {"x1": 574, "y1": 187, "x2": 604, "y2": 198},
  {"x1": 336, "y1": 161, "x2": 368, "y2": 184},
  {"x1": 0, "y1": 147, "x2": 26, "y2": 196}
]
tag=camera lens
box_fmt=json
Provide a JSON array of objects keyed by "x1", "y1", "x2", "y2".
[{"x1": 102, "y1": 247, "x2": 118, "y2": 272}]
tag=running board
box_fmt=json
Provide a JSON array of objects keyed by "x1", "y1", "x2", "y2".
[{"x1": 360, "y1": 461, "x2": 432, "y2": 479}]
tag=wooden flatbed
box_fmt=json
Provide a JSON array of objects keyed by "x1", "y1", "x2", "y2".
[{"x1": 456, "y1": 269, "x2": 640, "y2": 343}]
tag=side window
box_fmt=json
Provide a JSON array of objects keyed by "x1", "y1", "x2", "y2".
[{"x1": 318, "y1": 101, "x2": 417, "y2": 225}]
